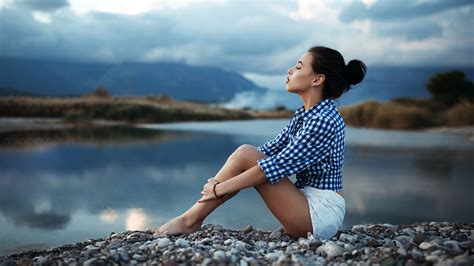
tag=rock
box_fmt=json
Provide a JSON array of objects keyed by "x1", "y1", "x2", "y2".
[
  {"x1": 339, "y1": 233, "x2": 357, "y2": 244},
  {"x1": 443, "y1": 240, "x2": 461, "y2": 253},
  {"x1": 132, "y1": 254, "x2": 146, "y2": 261},
  {"x1": 351, "y1": 224, "x2": 367, "y2": 231},
  {"x1": 269, "y1": 229, "x2": 281, "y2": 239},
  {"x1": 242, "y1": 225, "x2": 253, "y2": 233},
  {"x1": 397, "y1": 247, "x2": 407, "y2": 256},
  {"x1": 200, "y1": 237, "x2": 212, "y2": 245},
  {"x1": 235, "y1": 241, "x2": 247, "y2": 252},
  {"x1": 83, "y1": 258, "x2": 97, "y2": 265},
  {"x1": 402, "y1": 228, "x2": 416, "y2": 236},
  {"x1": 367, "y1": 238, "x2": 379, "y2": 247},
  {"x1": 395, "y1": 235, "x2": 411, "y2": 247},
  {"x1": 413, "y1": 233, "x2": 425, "y2": 244},
  {"x1": 316, "y1": 241, "x2": 344, "y2": 259},
  {"x1": 213, "y1": 250, "x2": 226, "y2": 261},
  {"x1": 419, "y1": 241, "x2": 437, "y2": 251},
  {"x1": 268, "y1": 242, "x2": 277, "y2": 251},
  {"x1": 265, "y1": 252, "x2": 279, "y2": 262},
  {"x1": 175, "y1": 238, "x2": 189, "y2": 248},
  {"x1": 158, "y1": 238, "x2": 171, "y2": 249},
  {"x1": 453, "y1": 252, "x2": 472, "y2": 265},
  {"x1": 255, "y1": 240, "x2": 268, "y2": 250},
  {"x1": 224, "y1": 239, "x2": 233, "y2": 245},
  {"x1": 119, "y1": 250, "x2": 129, "y2": 262},
  {"x1": 201, "y1": 258, "x2": 212, "y2": 265}
]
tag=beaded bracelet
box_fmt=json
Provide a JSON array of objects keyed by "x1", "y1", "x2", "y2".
[{"x1": 213, "y1": 180, "x2": 222, "y2": 199}]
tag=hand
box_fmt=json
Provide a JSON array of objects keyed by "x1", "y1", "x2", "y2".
[{"x1": 198, "y1": 178, "x2": 221, "y2": 203}]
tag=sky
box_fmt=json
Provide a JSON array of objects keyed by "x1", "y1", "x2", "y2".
[{"x1": 0, "y1": 0, "x2": 473, "y2": 91}]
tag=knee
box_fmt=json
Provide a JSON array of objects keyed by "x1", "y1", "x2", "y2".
[{"x1": 229, "y1": 144, "x2": 257, "y2": 161}]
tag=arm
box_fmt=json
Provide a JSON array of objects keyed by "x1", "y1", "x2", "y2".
[{"x1": 216, "y1": 165, "x2": 267, "y2": 196}]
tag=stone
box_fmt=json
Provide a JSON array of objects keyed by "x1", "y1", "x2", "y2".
[
  {"x1": 339, "y1": 233, "x2": 357, "y2": 244},
  {"x1": 395, "y1": 235, "x2": 411, "y2": 247},
  {"x1": 175, "y1": 238, "x2": 189, "y2": 248},
  {"x1": 265, "y1": 252, "x2": 279, "y2": 262},
  {"x1": 213, "y1": 250, "x2": 225, "y2": 261},
  {"x1": 315, "y1": 241, "x2": 344, "y2": 259},
  {"x1": 419, "y1": 241, "x2": 437, "y2": 251},
  {"x1": 242, "y1": 225, "x2": 253, "y2": 233},
  {"x1": 443, "y1": 240, "x2": 461, "y2": 253},
  {"x1": 158, "y1": 238, "x2": 171, "y2": 249},
  {"x1": 413, "y1": 233, "x2": 425, "y2": 244},
  {"x1": 269, "y1": 230, "x2": 281, "y2": 239},
  {"x1": 255, "y1": 240, "x2": 268, "y2": 250}
]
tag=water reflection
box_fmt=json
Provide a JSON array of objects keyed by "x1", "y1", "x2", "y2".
[{"x1": 0, "y1": 122, "x2": 473, "y2": 256}]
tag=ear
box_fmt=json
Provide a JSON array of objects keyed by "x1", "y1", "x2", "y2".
[{"x1": 311, "y1": 73, "x2": 325, "y2": 87}]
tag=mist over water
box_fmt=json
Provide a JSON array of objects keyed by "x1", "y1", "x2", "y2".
[{"x1": 222, "y1": 66, "x2": 474, "y2": 110}]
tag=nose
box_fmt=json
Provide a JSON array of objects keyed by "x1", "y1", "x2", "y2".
[{"x1": 287, "y1": 68, "x2": 292, "y2": 75}]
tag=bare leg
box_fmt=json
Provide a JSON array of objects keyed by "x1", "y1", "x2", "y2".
[{"x1": 150, "y1": 144, "x2": 260, "y2": 236}]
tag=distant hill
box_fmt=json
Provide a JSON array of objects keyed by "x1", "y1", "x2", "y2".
[
  {"x1": 0, "y1": 87, "x2": 39, "y2": 97},
  {"x1": 0, "y1": 58, "x2": 266, "y2": 102}
]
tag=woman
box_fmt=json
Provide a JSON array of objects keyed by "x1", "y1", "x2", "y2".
[{"x1": 150, "y1": 46, "x2": 366, "y2": 239}]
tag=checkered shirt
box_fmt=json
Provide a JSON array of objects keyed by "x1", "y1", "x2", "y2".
[{"x1": 256, "y1": 98, "x2": 345, "y2": 192}]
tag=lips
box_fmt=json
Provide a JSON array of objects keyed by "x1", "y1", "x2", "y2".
[{"x1": 286, "y1": 77, "x2": 290, "y2": 83}]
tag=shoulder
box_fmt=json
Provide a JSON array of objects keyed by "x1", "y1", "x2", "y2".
[{"x1": 304, "y1": 103, "x2": 344, "y2": 132}]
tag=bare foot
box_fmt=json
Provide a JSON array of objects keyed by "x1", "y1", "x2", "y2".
[{"x1": 149, "y1": 215, "x2": 202, "y2": 236}]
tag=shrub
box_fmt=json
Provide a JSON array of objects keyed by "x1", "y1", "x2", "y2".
[
  {"x1": 426, "y1": 70, "x2": 474, "y2": 106},
  {"x1": 339, "y1": 101, "x2": 381, "y2": 127},
  {"x1": 442, "y1": 101, "x2": 474, "y2": 126},
  {"x1": 82, "y1": 87, "x2": 111, "y2": 98},
  {"x1": 372, "y1": 103, "x2": 434, "y2": 129}
]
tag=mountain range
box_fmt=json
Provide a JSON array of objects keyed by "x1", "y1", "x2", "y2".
[{"x1": 0, "y1": 58, "x2": 266, "y2": 102}]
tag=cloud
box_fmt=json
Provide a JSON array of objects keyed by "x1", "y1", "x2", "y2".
[
  {"x1": 5, "y1": 0, "x2": 69, "y2": 12},
  {"x1": 0, "y1": 0, "x2": 472, "y2": 78},
  {"x1": 340, "y1": 0, "x2": 472, "y2": 22}
]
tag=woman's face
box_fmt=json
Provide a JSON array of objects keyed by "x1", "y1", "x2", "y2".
[{"x1": 286, "y1": 52, "x2": 322, "y2": 94}]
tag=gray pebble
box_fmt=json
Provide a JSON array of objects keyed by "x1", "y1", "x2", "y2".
[
  {"x1": 175, "y1": 238, "x2": 189, "y2": 248},
  {"x1": 158, "y1": 238, "x2": 171, "y2": 248},
  {"x1": 316, "y1": 241, "x2": 344, "y2": 258}
]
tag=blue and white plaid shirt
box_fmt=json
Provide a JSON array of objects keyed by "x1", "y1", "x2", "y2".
[{"x1": 257, "y1": 98, "x2": 345, "y2": 192}]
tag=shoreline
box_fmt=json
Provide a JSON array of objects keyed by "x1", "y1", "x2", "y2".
[
  {"x1": 1, "y1": 222, "x2": 472, "y2": 265},
  {"x1": 1, "y1": 117, "x2": 473, "y2": 136}
]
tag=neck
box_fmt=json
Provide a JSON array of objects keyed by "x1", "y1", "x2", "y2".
[{"x1": 299, "y1": 89, "x2": 323, "y2": 111}]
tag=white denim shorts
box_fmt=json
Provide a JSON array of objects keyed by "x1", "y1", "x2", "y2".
[{"x1": 299, "y1": 186, "x2": 346, "y2": 240}]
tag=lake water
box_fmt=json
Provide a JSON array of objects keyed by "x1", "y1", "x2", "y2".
[{"x1": 0, "y1": 119, "x2": 473, "y2": 256}]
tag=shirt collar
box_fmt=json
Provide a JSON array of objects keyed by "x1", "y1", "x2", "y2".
[{"x1": 295, "y1": 98, "x2": 333, "y2": 121}]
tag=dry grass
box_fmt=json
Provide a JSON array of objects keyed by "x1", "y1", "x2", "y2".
[
  {"x1": 338, "y1": 98, "x2": 473, "y2": 130},
  {"x1": 0, "y1": 96, "x2": 290, "y2": 124},
  {"x1": 443, "y1": 101, "x2": 474, "y2": 127}
]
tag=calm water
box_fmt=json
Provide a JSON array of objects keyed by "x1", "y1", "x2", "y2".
[{"x1": 0, "y1": 119, "x2": 473, "y2": 256}]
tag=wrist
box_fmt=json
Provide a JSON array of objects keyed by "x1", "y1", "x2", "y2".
[{"x1": 216, "y1": 182, "x2": 226, "y2": 197}]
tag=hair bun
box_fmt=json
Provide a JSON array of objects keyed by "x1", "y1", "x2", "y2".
[{"x1": 344, "y1": 59, "x2": 367, "y2": 86}]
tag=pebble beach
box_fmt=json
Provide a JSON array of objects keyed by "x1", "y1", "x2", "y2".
[{"x1": 1, "y1": 221, "x2": 473, "y2": 265}]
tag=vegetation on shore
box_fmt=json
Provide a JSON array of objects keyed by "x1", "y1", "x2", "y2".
[
  {"x1": 0, "y1": 88, "x2": 293, "y2": 125},
  {"x1": 0, "y1": 70, "x2": 472, "y2": 130},
  {"x1": 339, "y1": 70, "x2": 474, "y2": 129}
]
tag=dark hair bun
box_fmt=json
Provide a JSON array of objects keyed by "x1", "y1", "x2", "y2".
[{"x1": 345, "y1": 59, "x2": 367, "y2": 86}]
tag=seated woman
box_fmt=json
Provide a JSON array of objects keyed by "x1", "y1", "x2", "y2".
[{"x1": 149, "y1": 45, "x2": 367, "y2": 239}]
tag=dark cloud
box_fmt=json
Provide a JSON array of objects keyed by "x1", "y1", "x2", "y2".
[
  {"x1": 0, "y1": 0, "x2": 472, "y2": 73},
  {"x1": 340, "y1": 0, "x2": 472, "y2": 22},
  {"x1": 12, "y1": 0, "x2": 69, "y2": 12},
  {"x1": 375, "y1": 21, "x2": 443, "y2": 41}
]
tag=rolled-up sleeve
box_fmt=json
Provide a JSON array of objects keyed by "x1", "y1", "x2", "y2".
[
  {"x1": 256, "y1": 122, "x2": 291, "y2": 157},
  {"x1": 257, "y1": 116, "x2": 336, "y2": 184}
]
